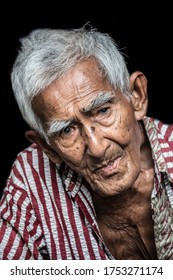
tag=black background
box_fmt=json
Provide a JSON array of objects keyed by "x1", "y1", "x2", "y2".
[{"x1": 0, "y1": 3, "x2": 172, "y2": 197}]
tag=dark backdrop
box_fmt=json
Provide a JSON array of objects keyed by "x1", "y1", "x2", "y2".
[{"x1": 0, "y1": 3, "x2": 172, "y2": 197}]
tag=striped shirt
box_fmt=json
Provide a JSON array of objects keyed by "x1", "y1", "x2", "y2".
[{"x1": 0, "y1": 116, "x2": 173, "y2": 259}]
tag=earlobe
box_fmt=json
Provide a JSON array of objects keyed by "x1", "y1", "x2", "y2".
[
  {"x1": 130, "y1": 71, "x2": 148, "y2": 120},
  {"x1": 25, "y1": 130, "x2": 63, "y2": 164}
]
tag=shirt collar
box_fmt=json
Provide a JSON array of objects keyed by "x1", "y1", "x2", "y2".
[{"x1": 143, "y1": 116, "x2": 173, "y2": 183}]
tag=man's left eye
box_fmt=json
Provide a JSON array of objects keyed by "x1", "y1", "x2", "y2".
[{"x1": 98, "y1": 107, "x2": 109, "y2": 114}]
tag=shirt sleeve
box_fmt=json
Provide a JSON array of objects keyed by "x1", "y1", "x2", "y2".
[{"x1": 0, "y1": 179, "x2": 48, "y2": 260}]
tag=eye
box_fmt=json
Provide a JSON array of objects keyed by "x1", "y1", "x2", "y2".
[
  {"x1": 58, "y1": 124, "x2": 79, "y2": 146},
  {"x1": 59, "y1": 124, "x2": 78, "y2": 139},
  {"x1": 62, "y1": 126, "x2": 72, "y2": 135},
  {"x1": 98, "y1": 107, "x2": 109, "y2": 114},
  {"x1": 59, "y1": 126, "x2": 73, "y2": 140},
  {"x1": 94, "y1": 105, "x2": 113, "y2": 126}
]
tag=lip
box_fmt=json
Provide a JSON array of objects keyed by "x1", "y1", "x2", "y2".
[{"x1": 94, "y1": 156, "x2": 122, "y2": 176}]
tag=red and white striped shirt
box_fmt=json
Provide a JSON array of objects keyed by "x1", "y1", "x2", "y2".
[{"x1": 0, "y1": 116, "x2": 173, "y2": 259}]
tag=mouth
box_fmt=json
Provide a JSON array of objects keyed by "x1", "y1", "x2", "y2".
[{"x1": 94, "y1": 156, "x2": 122, "y2": 176}]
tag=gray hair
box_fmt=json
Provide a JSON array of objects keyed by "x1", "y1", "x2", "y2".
[{"x1": 11, "y1": 25, "x2": 130, "y2": 140}]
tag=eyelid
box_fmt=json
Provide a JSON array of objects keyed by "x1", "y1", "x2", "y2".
[
  {"x1": 98, "y1": 106, "x2": 109, "y2": 111},
  {"x1": 94, "y1": 102, "x2": 111, "y2": 113}
]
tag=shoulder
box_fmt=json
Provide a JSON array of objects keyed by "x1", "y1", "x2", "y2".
[
  {"x1": 4, "y1": 143, "x2": 58, "y2": 191},
  {"x1": 13, "y1": 142, "x2": 54, "y2": 170},
  {"x1": 4, "y1": 143, "x2": 83, "y2": 196}
]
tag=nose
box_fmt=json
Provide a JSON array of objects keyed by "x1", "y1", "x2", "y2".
[{"x1": 83, "y1": 124, "x2": 108, "y2": 158}]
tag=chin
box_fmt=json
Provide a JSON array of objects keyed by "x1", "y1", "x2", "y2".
[
  {"x1": 90, "y1": 179, "x2": 130, "y2": 197},
  {"x1": 84, "y1": 167, "x2": 140, "y2": 197}
]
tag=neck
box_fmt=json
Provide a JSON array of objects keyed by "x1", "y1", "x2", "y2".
[
  {"x1": 92, "y1": 167, "x2": 154, "y2": 226},
  {"x1": 139, "y1": 121, "x2": 154, "y2": 170}
]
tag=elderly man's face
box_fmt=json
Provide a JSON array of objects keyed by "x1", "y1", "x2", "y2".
[{"x1": 35, "y1": 58, "x2": 146, "y2": 196}]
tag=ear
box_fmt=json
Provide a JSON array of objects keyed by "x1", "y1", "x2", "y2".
[
  {"x1": 25, "y1": 130, "x2": 62, "y2": 164},
  {"x1": 130, "y1": 71, "x2": 148, "y2": 120}
]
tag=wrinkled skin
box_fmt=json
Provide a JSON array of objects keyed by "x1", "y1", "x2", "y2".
[{"x1": 26, "y1": 58, "x2": 157, "y2": 259}]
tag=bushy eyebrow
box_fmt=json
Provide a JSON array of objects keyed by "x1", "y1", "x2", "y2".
[
  {"x1": 46, "y1": 119, "x2": 72, "y2": 137},
  {"x1": 46, "y1": 91, "x2": 115, "y2": 137},
  {"x1": 81, "y1": 91, "x2": 115, "y2": 113}
]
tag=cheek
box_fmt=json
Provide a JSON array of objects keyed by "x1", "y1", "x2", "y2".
[
  {"x1": 110, "y1": 114, "x2": 135, "y2": 143},
  {"x1": 56, "y1": 140, "x2": 85, "y2": 165}
]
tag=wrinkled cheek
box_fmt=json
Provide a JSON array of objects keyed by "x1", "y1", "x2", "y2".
[
  {"x1": 84, "y1": 170, "x2": 99, "y2": 189},
  {"x1": 85, "y1": 169, "x2": 97, "y2": 181},
  {"x1": 84, "y1": 172, "x2": 116, "y2": 195},
  {"x1": 58, "y1": 142, "x2": 85, "y2": 166}
]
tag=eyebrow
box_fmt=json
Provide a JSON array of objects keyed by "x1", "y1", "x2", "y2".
[
  {"x1": 81, "y1": 91, "x2": 115, "y2": 113},
  {"x1": 46, "y1": 119, "x2": 72, "y2": 137},
  {"x1": 46, "y1": 91, "x2": 115, "y2": 137}
]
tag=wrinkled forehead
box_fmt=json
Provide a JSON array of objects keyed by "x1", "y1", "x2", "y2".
[{"x1": 33, "y1": 58, "x2": 114, "y2": 120}]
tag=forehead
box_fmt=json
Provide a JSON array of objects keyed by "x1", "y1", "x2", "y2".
[{"x1": 35, "y1": 58, "x2": 113, "y2": 121}]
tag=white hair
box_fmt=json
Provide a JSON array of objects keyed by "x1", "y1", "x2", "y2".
[{"x1": 11, "y1": 24, "x2": 130, "y2": 140}]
